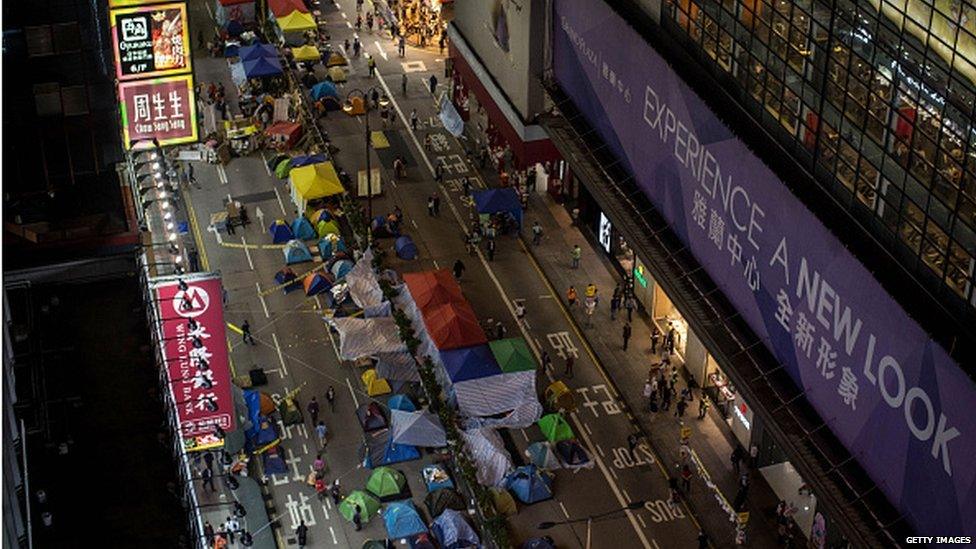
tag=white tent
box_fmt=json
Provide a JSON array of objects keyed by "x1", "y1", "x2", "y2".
[
  {"x1": 331, "y1": 317, "x2": 405, "y2": 360},
  {"x1": 346, "y1": 249, "x2": 384, "y2": 308},
  {"x1": 461, "y1": 428, "x2": 512, "y2": 487},
  {"x1": 375, "y1": 352, "x2": 420, "y2": 382},
  {"x1": 391, "y1": 409, "x2": 447, "y2": 447},
  {"x1": 454, "y1": 370, "x2": 538, "y2": 417}
]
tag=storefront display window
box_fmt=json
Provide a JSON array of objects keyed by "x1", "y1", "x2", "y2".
[{"x1": 652, "y1": 286, "x2": 688, "y2": 357}]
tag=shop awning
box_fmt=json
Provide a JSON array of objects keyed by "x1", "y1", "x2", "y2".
[
  {"x1": 290, "y1": 162, "x2": 344, "y2": 200},
  {"x1": 277, "y1": 10, "x2": 317, "y2": 32}
]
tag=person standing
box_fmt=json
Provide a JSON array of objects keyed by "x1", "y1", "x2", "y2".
[
  {"x1": 563, "y1": 356, "x2": 574, "y2": 378},
  {"x1": 643, "y1": 379, "x2": 653, "y2": 409},
  {"x1": 326, "y1": 386, "x2": 336, "y2": 412},
  {"x1": 433, "y1": 194, "x2": 441, "y2": 215},
  {"x1": 353, "y1": 505, "x2": 363, "y2": 531},
  {"x1": 730, "y1": 445, "x2": 745, "y2": 474},
  {"x1": 401, "y1": 72, "x2": 408, "y2": 96},
  {"x1": 410, "y1": 109, "x2": 418, "y2": 131},
  {"x1": 698, "y1": 395, "x2": 710, "y2": 419},
  {"x1": 453, "y1": 259, "x2": 466, "y2": 281},
  {"x1": 204, "y1": 521, "x2": 215, "y2": 546},
  {"x1": 675, "y1": 396, "x2": 688, "y2": 418},
  {"x1": 429, "y1": 74, "x2": 438, "y2": 95},
  {"x1": 661, "y1": 384, "x2": 672, "y2": 411},
  {"x1": 315, "y1": 420, "x2": 328, "y2": 447},
  {"x1": 486, "y1": 238, "x2": 496, "y2": 261},
  {"x1": 427, "y1": 195, "x2": 436, "y2": 216},
  {"x1": 434, "y1": 159, "x2": 444, "y2": 183},
  {"x1": 540, "y1": 350, "x2": 552, "y2": 373},
  {"x1": 570, "y1": 244, "x2": 581, "y2": 269},
  {"x1": 666, "y1": 322, "x2": 677, "y2": 353},
  {"x1": 241, "y1": 320, "x2": 255, "y2": 345},
  {"x1": 367, "y1": 55, "x2": 376, "y2": 76},
  {"x1": 610, "y1": 293, "x2": 621, "y2": 320},
  {"x1": 398, "y1": 35, "x2": 406, "y2": 57},
  {"x1": 202, "y1": 467, "x2": 216, "y2": 492},
  {"x1": 681, "y1": 464, "x2": 693, "y2": 492},
  {"x1": 651, "y1": 326, "x2": 660, "y2": 354},
  {"x1": 622, "y1": 322, "x2": 632, "y2": 351},
  {"x1": 566, "y1": 286, "x2": 578, "y2": 308},
  {"x1": 296, "y1": 520, "x2": 309, "y2": 548},
  {"x1": 627, "y1": 433, "x2": 639, "y2": 462},
  {"x1": 224, "y1": 516, "x2": 240, "y2": 544},
  {"x1": 307, "y1": 397, "x2": 320, "y2": 426},
  {"x1": 625, "y1": 295, "x2": 636, "y2": 322},
  {"x1": 531, "y1": 221, "x2": 543, "y2": 245}
]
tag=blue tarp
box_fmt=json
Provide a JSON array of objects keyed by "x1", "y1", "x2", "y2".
[
  {"x1": 283, "y1": 239, "x2": 313, "y2": 264},
  {"x1": 243, "y1": 389, "x2": 263, "y2": 439},
  {"x1": 364, "y1": 431, "x2": 421, "y2": 468},
  {"x1": 253, "y1": 417, "x2": 279, "y2": 447},
  {"x1": 269, "y1": 220, "x2": 294, "y2": 243},
  {"x1": 387, "y1": 394, "x2": 416, "y2": 412},
  {"x1": 239, "y1": 43, "x2": 277, "y2": 61},
  {"x1": 440, "y1": 345, "x2": 502, "y2": 383},
  {"x1": 291, "y1": 216, "x2": 317, "y2": 240},
  {"x1": 472, "y1": 188, "x2": 523, "y2": 228},
  {"x1": 395, "y1": 235, "x2": 418, "y2": 260},
  {"x1": 292, "y1": 153, "x2": 328, "y2": 167},
  {"x1": 310, "y1": 81, "x2": 339, "y2": 100},
  {"x1": 383, "y1": 501, "x2": 427, "y2": 539},
  {"x1": 438, "y1": 94, "x2": 464, "y2": 138},
  {"x1": 505, "y1": 465, "x2": 553, "y2": 504},
  {"x1": 432, "y1": 509, "x2": 479, "y2": 549},
  {"x1": 243, "y1": 56, "x2": 283, "y2": 78}
]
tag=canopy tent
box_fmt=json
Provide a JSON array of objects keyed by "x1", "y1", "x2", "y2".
[
  {"x1": 290, "y1": 44, "x2": 321, "y2": 62},
  {"x1": 505, "y1": 465, "x2": 553, "y2": 504},
  {"x1": 555, "y1": 439, "x2": 593, "y2": 470},
  {"x1": 290, "y1": 161, "x2": 343, "y2": 211},
  {"x1": 423, "y1": 302, "x2": 487, "y2": 351},
  {"x1": 366, "y1": 466, "x2": 407, "y2": 500},
  {"x1": 432, "y1": 509, "x2": 479, "y2": 549},
  {"x1": 283, "y1": 239, "x2": 313, "y2": 264},
  {"x1": 525, "y1": 441, "x2": 561, "y2": 470},
  {"x1": 216, "y1": 0, "x2": 256, "y2": 27},
  {"x1": 424, "y1": 488, "x2": 465, "y2": 518},
  {"x1": 387, "y1": 394, "x2": 416, "y2": 412},
  {"x1": 331, "y1": 258, "x2": 354, "y2": 279},
  {"x1": 439, "y1": 345, "x2": 501, "y2": 384},
  {"x1": 362, "y1": 369, "x2": 392, "y2": 397},
  {"x1": 269, "y1": 0, "x2": 307, "y2": 17},
  {"x1": 328, "y1": 65, "x2": 347, "y2": 83},
  {"x1": 394, "y1": 235, "x2": 418, "y2": 260},
  {"x1": 461, "y1": 428, "x2": 513, "y2": 487},
  {"x1": 331, "y1": 317, "x2": 405, "y2": 360},
  {"x1": 453, "y1": 370, "x2": 537, "y2": 418},
  {"x1": 274, "y1": 267, "x2": 301, "y2": 293},
  {"x1": 490, "y1": 338, "x2": 536, "y2": 373},
  {"x1": 265, "y1": 121, "x2": 302, "y2": 150},
  {"x1": 318, "y1": 235, "x2": 346, "y2": 259},
  {"x1": 291, "y1": 216, "x2": 317, "y2": 240},
  {"x1": 390, "y1": 409, "x2": 447, "y2": 447},
  {"x1": 338, "y1": 490, "x2": 381, "y2": 523},
  {"x1": 403, "y1": 270, "x2": 464, "y2": 310},
  {"x1": 310, "y1": 81, "x2": 340, "y2": 101},
  {"x1": 303, "y1": 272, "x2": 333, "y2": 296},
  {"x1": 276, "y1": 10, "x2": 317, "y2": 32},
  {"x1": 316, "y1": 219, "x2": 341, "y2": 238},
  {"x1": 356, "y1": 402, "x2": 388, "y2": 432},
  {"x1": 383, "y1": 501, "x2": 427, "y2": 539},
  {"x1": 363, "y1": 429, "x2": 420, "y2": 468},
  {"x1": 269, "y1": 219, "x2": 294, "y2": 243},
  {"x1": 538, "y1": 413, "x2": 574, "y2": 442},
  {"x1": 243, "y1": 56, "x2": 283, "y2": 78},
  {"x1": 375, "y1": 352, "x2": 420, "y2": 383},
  {"x1": 292, "y1": 153, "x2": 328, "y2": 167},
  {"x1": 472, "y1": 188, "x2": 523, "y2": 228},
  {"x1": 239, "y1": 43, "x2": 277, "y2": 61},
  {"x1": 491, "y1": 488, "x2": 517, "y2": 516}
]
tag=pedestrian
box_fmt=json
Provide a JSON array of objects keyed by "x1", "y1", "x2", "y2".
[
  {"x1": 313, "y1": 453, "x2": 325, "y2": 473},
  {"x1": 225, "y1": 516, "x2": 240, "y2": 544},
  {"x1": 462, "y1": 176, "x2": 471, "y2": 197},
  {"x1": 563, "y1": 356, "x2": 574, "y2": 378},
  {"x1": 355, "y1": 14, "x2": 362, "y2": 31},
  {"x1": 203, "y1": 450, "x2": 214, "y2": 471},
  {"x1": 622, "y1": 322, "x2": 632, "y2": 351},
  {"x1": 198, "y1": 29, "x2": 207, "y2": 50},
  {"x1": 494, "y1": 321, "x2": 506, "y2": 340},
  {"x1": 666, "y1": 322, "x2": 677, "y2": 353},
  {"x1": 610, "y1": 293, "x2": 621, "y2": 320},
  {"x1": 531, "y1": 221, "x2": 543, "y2": 245},
  {"x1": 681, "y1": 463, "x2": 693, "y2": 492},
  {"x1": 307, "y1": 397, "x2": 320, "y2": 426},
  {"x1": 326, "y1": 386, "x2": 336, "y2": 412},
  {"x1": 344, "y1": 38, "x2": 350, "y2": 54},
  {"x1": 329, "y1": 479, "x2": 342, "y2": 504},
  {"x1": 675, "y1": 397, "x2": 688, "y2": 417},
  {"x1": 698, "y1": 395, "x2": 710, "y2": 419},
  {"x1": 627, "y1": 433, "x2": 639, "y2": 462},
  {"x1": 296, "y1": 520, "x2": 309, "y2": 547},
  {"x1": 730, "y1": 445, "x2": 745, "y2": 474},
  {"x1": 486, "y1": 238, "x2": 496, "y2": 261},
  {"x1": 433, "y1": 194, "x2": 441, "y2": 215},
  {"x1": 353, "y1": 505, "x2": 363, "y2": 531},
  {"x1": 410, "y1": 109, "x2": 418, "y2": 131},
  {"x1": 434, "y1": 159, "x2": 444, "y2": 183},
  {"x1": 429, "y1": 74, "x2": 438, "y2": 95},
  {"x1": 398, "y1": 35, "x2": 406, "y2": 57},
  {"x1": 367, "y1": 55, "x2": 376, "y2": 76},
  {"x1": 643, "y1": 380, "x2": 653, "y2": 408},
  {"x1": 315, "y1": 420, "x2": 328, "y2": 446},
  {"x1": 566, "y1": 285, "x2": 578, "y2": 308},
  {"x1": 541, "y1": 350, "x2": 552, "y2": 373},
  {"x1": 733, "y1": 474, "x2": 749, "y2": 510},
  {"x1": 661, "y1": 385, "x2": 672, "y2": 411},
  {"x1": 202, "y1": 467, "x2": 216, "y2": 492},
  {"x1": 667, "y1": 477, "x2": 681, "y2": 508},
  {"x1": 625, "y1": 295, "x2": 636, "y2": 322},
  {"x1": 401, "y1": 72, "x2": 408, "y2": 96},
  {"x1": 453, "y1": 259, "x2": 466, "y2": 281},
  {"x1": 570, "y1": 244, "x2": 581, "y2": 269},
  {"x1": 697, "y1": 531, "x2": 709, "y2": 549},
  {"x1": 241, "y1": 320, "x2": 255, "y2": 345},
  {"x1": 651, "y1": 326, "x2": 660, "y2": 354},
  {"x1": 424, "y1": 134, "x2": 432, "y2": 151},
  {"x1": 204, "y1": 521, "x2": 215, "y2": 546},
  {"x1": 366, "y1": 12, "x2": 374, "y2": 32},
  {"x1": 353, "y1": 37, "x2": 361, "y2": 56},
  {"x1": 427, "y1": 195, "x2": 436, "y2": 216},
  {"x1": 514, "y1": 300, "x2": 526, "y2": 322},
  {"x1": 438, "y1": 33, "x2": 445, "y2": 54}
]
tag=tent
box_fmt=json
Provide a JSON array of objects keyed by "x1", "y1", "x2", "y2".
[
  {"x1": 292, "y1": 153, "x2": 328, "y2": 167},
  {"x1": 390, "y1": 409, "x2": 446, "y2": 447},
  {"x1": 239, "y1": 43, "x2": 277, "y2": 61},
  {"x1": 472, "y1": 188, "x2": 523, "y2": 228},
  {"x1": 283, "y1": 239, "x2": 313, "y2": 264},
  {"x1": 453, "y1": 370, "x2": 539, "y2": 419},
  {"x1": 432, "y1": 509, "x2": 479, "y2": 549},
  {"x1": 505, "y1": 465, "x2": 553, "y2": 504},
  {"x1": 376, "y1": 352, "x2": 421, "y2": 383},
  {"x1": 310, "y1": 208, "x2": 332, "y2": 223},
  {"x1": 339, "y1": 490, "x2": 381, "y2": 523},
  {"x1": 490, "y1": 488, "x2": 517, "y2": 516},
  {"x1": 269, "y1": 219, "x2": 294, "y2": 243},
  {"x1": 267, "y1": 153, "x2": 289, "y2": 172},
  {"x1": 275, "y1": 156, "x2": 294, "y2": 178},
  {"x1": 403, "y1": 270, "x2": 464, "y2": 310},
  {"x1": 555, "y1": 439, "x2": 593, "y2": 470},
  {"x1": 424, "y1": 488, "x2": 465, "y2": 518},
  {"x1": 521, "y1": 538, "x2": 557, "y2": 549},
  {"x1": 265, "y1": 121, "x2": 303, "y2": 149},
  {"x1": 318, "y1": 235, "x2": 346, "y2": 259},
  {"x1": 277, "y1": 10, "x2": 317, "y2": 32},
  {"x1": 303, "y1": 272, "x2": 332, "y2": 296},
  {"x1": 290, "y1": 162, "x2": 344, "y2": 211},
  {"x1": 421, "y1": 463, "x2": 454, "y2": 492},
  {"x1": 364, "y1": 431, "x2": 421, "y2": 468},
  {"x1": 362, "y1": 369, "x2": 392, "y2": 397},
  {"x1": 461, "y1": 428, "x2": 513, "y2": 487},
  {"x1": 525, "y1": 441, "x2": 561, "y2": 470},
  {"x1": 269, "y1": 0, "x2": 307, "y2": 17},
  {"x1": 243, "y1": 56, "x2": 283, "y2": 78},
  {"x1": 291, "y1": 216, "x2": 317, "y2": 240},
  {"x1": 383, "y1": 501, "x2": 427, "y2": 539},
  {"x1": 311, "y1": 81, "x2": 340, "y2": 101},
  {"x1": 387, "y1": 394, "x2": 416, "y2": 412},
  {"x1": 328, "y1": 65, "x2": 347, "y2": 83},
  {"x1": 216, "y1": 0, "x2": 256, "y2": 28},
  {"x1": 331, "y1": 317, "x2": 405, "y2": 360},
  {"x1": 439, "y1": 345, "x2": 502, "y2": 383},
  {"x1": 490, "y1": 338, "x2": 536, "y2": 373},
  {"x1": 366, "y1": 466, "x2": 407, "y2": 500},
  {"x1": 361, "y1": 541, "x2": 387, "y2": 549},
  {"x1": 274, "y1": 268, "x2": 301, "y2": 293},
  {"x1": 356, "y1": 402, "x2": 388, "y2": 432},
  {"x1": 291, "y1": 44, "x2": 320, "y2": 62},
  {"x1": 544, "y1": 380, "x2": 576, "y2": 412},
  {"x1": 423, "y1": 302, "x2": 487, "y2": 351},
  {"x1": 262, "y1": 446, "x2": 288, "y2": 474},
  {"x1": 326, "y1": 52, "x2": 349, "y2": 67},
  {"x1": 538, "y1": 413, "x2": 574, "y2": 442},
  {"x1": 395, "y1": 235, "x2": 418, "y2": 260},
  {"x1": 317, "y1": 219, "x2": 341, "y2": 238},
  {"x1": 331, "y1": 258, "x2": 354, "y2": 279}
]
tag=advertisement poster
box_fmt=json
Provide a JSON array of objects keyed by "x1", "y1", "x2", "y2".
[
  {"x1": 111, "y1": 3, "x2": 191, "y2": 80},
  {"x1": 118, "y1": 74, "x2": 198, "y2": 149},
  {"x1": 154, "y1": 276, "x2": 235, "y2": 448}
]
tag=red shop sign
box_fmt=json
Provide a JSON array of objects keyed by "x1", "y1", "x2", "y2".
[{"x1": 118, "y1": 74, "x2": 198, "y2": 149}]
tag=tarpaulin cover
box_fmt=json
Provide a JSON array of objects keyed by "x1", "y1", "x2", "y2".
[
  {"x1": 403, "y1": 270, "x2": 464, "y2": 310},
  {"x1": 326, "y1": 52, "x2": 348, "y2": 67},
  {"x1": 490, "y1": 338, "x2": 536, "y2": 373},
  {"x1": 521, "y1": 537, "x2": 556, "y2": 549},
  {"x1": 461, "y1": 428, "x2": 512, "y2": 487},
  {"x1": 375, "y1": 352, "x2": 420, "y2": 382},
  {"x1": 525, "y1": 441, "x2": 561, "y2": 470},
  {"x1": 291, "y1": 162, "x2": 344, "y2": 199},
  {"x1": 318, "y1": 235, "x2": 346, "y2": 259},
  {"x1": 356, "y1": 402, "x2": 388, "y2": 432},
  {"x1": 463, "y1": 399, "x2": 543, "y2": 430},
  {"x1": 291, "y1": 216, "x2": 316, "y2": 240},
  {"x1": 311, "y1": 81, "x2": 340, "y2": 100},
  {"x1": 453, "y1": 370, "x2": 537, "y2": 418},
  {"x1": 505, "y1": 465, "x2": 553, "y2": 504},
  {"x1": 239, "y1": 43, "x2": 277, "y2": 61},
  {"x1": 440, "y1": 345, "x2": 501, "y2": 383},
  {"x1": 276, "y1": 9, "x2": 317, "y2": 32},
  {"x1": 253, "y1": 417, "x2": 279, "y2": 447},
  {"x1": 269, "y1": 219, "x2": 294, "y2": 243},
  {"x1": 555, "y1": 439, "x2": 593, "y2": 470},
  {"x1": 391, "y1": 409, "x2": 447, "y2": 447},
  {"x1": 364, "y1": 302, "x2": 391, "y2": 318},
  {"x1": 472, "y1": 188, "x2": 522, "y2": 227},
  {"x1": 331, "y1": 317, "x2": 405, "y2": 360},
  {"x1": 432, "y1": 509, "x2": 479, "y2": 549},
  {"x1": 291, "y1": 153, "x2": 327, "y2": 167},
  {"x1": 303, "y1": 272, "x2": 332, "y2": 296},
  {"x1": 338, "y1": 490, "x2": 380, "y2": 523},
  {"x1": 283, "y1": 239, "x2": 313, "y2": 264},
  {"x1": 291, "y1": 44, "x2": 320, "y2": 62},
  {"x1": 265, "y1": 121, "x2": 302, "y2": 140},
  {"x1": 366, "y1": 466, "x2": 406, "y2": 499},
  {"x1": 243, "y1": 389, "x2": 263, "y2": 439},
  {"x1": 243, "y1": 56, "x2": 283, "y2": 78},
  {"x1": 538, "y1": 413, "x2": 574, "y2": 442},
  {"x1": 387, "y1": 394, "x2": 416, "y2": 412},
  {"x1": 363, "y1": 429, "x2": 420, "y2": 468},
  {"x1": 269, "y1": 0, "x2": 307, "y2": 17},
  {"x1": 423, "y1": 302, "x2": 487, "y2": 351},
  {"x1": 424, "y1": 489, "x2": 465, "y2": 518},
  {"x1": 395, "y1": 235, "x2": 418, "y2": 260},
  {"x1": 383, "y1": 501, "x2": 427, "y2": 539},
  {"x1": 422, "y1": 463, "x2": 454, "y2": 492},
  {"x1": 262, "y1": 447, "x2": 288, "y2": 474},
  {"x1": 346, "y1": 249, "x2": 383, "y2": 308},
  {"x1": 362, "y1": 369, "x2": 392, "y2": 397},
  {"x1": 438, "y1": 93, "x2": 465, "y2": 138}
]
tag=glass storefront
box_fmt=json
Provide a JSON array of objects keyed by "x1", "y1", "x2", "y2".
[{"x1": 665, "y1": 0, "x2": 976, "y2": 309}]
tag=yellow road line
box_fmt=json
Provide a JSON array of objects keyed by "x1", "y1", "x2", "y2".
[
  {"x1": 227, "y1": 322, "x2": 243, "y2": 335},
  {"x1": 183, "y1": 188, "x2": 210, "y2": 272},
  {"x1": 220, "y1": 241, "x2": 288, "y2": 250}
]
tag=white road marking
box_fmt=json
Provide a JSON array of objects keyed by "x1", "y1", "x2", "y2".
[
  {"x1": 256, "y1": 283, "x2": 270, "y2": 318},
  {"x1": 558, "y1": 501, "x2": 570, "y2": 519},
  {"x1": 583, "y1": 422, "x2": 593, "y2": 435},
  {"x1": 538, "y1": 294, "x2": 554, "y2": 299},
  {"x1": 261, "y1": 152, "x2": 272, "y2": 176},
  {"x1": 205, "y1": 0, "x2": 214, "y2": 21},
  {"x1": 595, "y1": 443, "x2": 605, "y2": 457},
  {"x1": 302, "y1": 443, "x2": 308, "y2": 455},
  {"x1": 241, "y1": 236, "x2": 255, "y2": 270},
  {"x1": 272, "y1": 332, "x2": 289, "y2": 377},
  {"x1": 622, "y1": 488, "x2": 632, "y2": 503},
  {"x1": 373, "y1": 40, "x2": 388, "y2": 60},
  {"x1": 610, "y1": 467, "x2": 619, "y2": 480},
  {"x1": 432, "y1": 259, "x2": 439, "y2": 269},
  {"x1": 213, "y1": 226, "x2": 224, "y2": 245},
  {"x1": 520, "y1": 429, "x2": 529, "y2": 441},
  {"x1": 637, "y1": 514, "x2": 647, "y2": 528},
  {"x1": 340, "y1": 11, "x2": 347, "y2": 18},
  {"x1": 651, "y1": 539, "x2": 662, "y2": 549},
  {"x1": 329, "y1": 526, "x2": 338, "y2": 544},
  {"x1": 346, "y1": 21, "x2": 352, "y2": 28},
  {"x1": 345, "y1": 377, "x2": 360, "y2": 407},
  {"x1": 314, "y1": 296, "x2": 323, "y2": 310},
  {"x1": 321, "y1": 503, "x2": 330, "y2": 520},
  {"x1": 217, "y1": 164, "x2": 228, "y2": 185}
]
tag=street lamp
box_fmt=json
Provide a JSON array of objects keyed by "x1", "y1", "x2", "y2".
[
  {"x1": 538, "y1": 500, "x2": 646, "y2": 549},
  {"x1": 343, "y1": 87, "x2": 389, "y2": 227}
]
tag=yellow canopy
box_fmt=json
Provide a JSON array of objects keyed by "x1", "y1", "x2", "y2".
[
  {"x1": 277, "y1": 10, "x2": 317, "y2": 32},
  {"x1": 370, "y1": 131, "x2": 390, "y2": 149},
  {"x1": 361, "y1": 369, "x2": 391, "y2": 397},
  {"x1": 291, "y1": 44, "x2": 320, "y2": 62},
  {"x1": 290, "y1": 162, "x2": 344, "y2": 200}
]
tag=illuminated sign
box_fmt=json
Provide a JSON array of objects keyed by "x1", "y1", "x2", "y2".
[
  {"x1": 110, "y1": 0, "x2": 177, "y2": 6},
  {"x1": 633, "y1": 262, "x2": 648, "y2": 288},
  {"x1": 118, "y1": 74, "x2": 198, "y2": 149},
  {"x1": 111, "y1": 3, "x2": 191, "y2": 80},
  {"x1": 599, "y1": 212, "x2": 612, "y2": 253}
]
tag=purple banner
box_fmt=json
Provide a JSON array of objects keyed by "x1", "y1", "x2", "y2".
[{"x1": 553, "y1": 0, "x2": 975, "y2": 537}]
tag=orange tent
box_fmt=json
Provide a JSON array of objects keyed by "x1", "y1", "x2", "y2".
[
  {"x1": 423, "y1": 302, "x2": 487, "y2": 350},
  {"x1": 270, "y1": 0, "x2": 307, "y2": 17},
  {"x1": 403, "y1": 270, "x2": 465, "y2": 310}
]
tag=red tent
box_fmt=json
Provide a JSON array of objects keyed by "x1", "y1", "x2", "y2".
[
  {"x1": 423, "y1": 302, "x2": 487, "y2": 350},
  {"x1": 265, "y1": 121, "x2": 303, "y2": 150},
  {"x1": 269, "y1": 0, "x2": 308, "y2": 17},
  {"x1": 403, "y1": 270, "x2": 464, "y2": 310}
]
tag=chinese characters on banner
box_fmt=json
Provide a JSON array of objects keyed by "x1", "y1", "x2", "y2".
[
  {"x1": 153, "y1": 276, "x2": 235, "y2": 448},
  {"x1": 119, "y1": 75, "x2": 198, "y2": 148},
  {"x1": 111, "y1": 3, "x2": 191, "y2": 79}
]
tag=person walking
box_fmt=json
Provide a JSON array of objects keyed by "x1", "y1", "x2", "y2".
[
  {"x1": 514, "y1": 300, "x2": 526, "y2": 323},
  {"x1": 651, "y1": 326, "x2": 660, "y2": 354},
  {"x1": 427, "y1": 195, "x2": 436, "y2": 216},
  {"x1": 461, "y1": 176, "x2": 472, "y2": 198},
  {"x1": 566, "y1": 285, "x2": 578, "y2": 308},
  {"x1": 329, "y1": 479, "x2": 342, "y2": 504},
  {"x1": 610, "y1": 293, "x2": 621, "y2": 320},
  {"x1": 353, "y1": 505, "x2": 363, "y2": 531},
  {"x1": 570, "y1": 244, "x2": 581, "y2": 269},
  {"x1": 697, "y1": 531, "x2": 709, "y2": 549},
  {"x1": 296, "y1": 520, "x2": 309, "y2": 547},
  {"x1": 433, "y1": 194, "x2": 441, "y2": 215},
  {"x1": 698, "y1": 395, "x2": 710, "y2": 419},
  {"x1": 531, "y1": 221, "x2": 543, "y2": 245},
  {"x1": 326, "y1": 386, "x2": 336, "y2": 412},
  {"x1": 661, "y1": 384, "x2": 672, "y2": 411},
  {"x1": 666, "y1": 322, "x2": 677, "y2": 353},
  {"x1": 622, "y1": 322, "x2": 632, "y2": 351},
  {"x1": 224, "y1": 516, "x2": 240, "y2": 544},
  {"x1": 627, "y1": 433, "x2": 639, "y2": 462},
  {"x1": 428, "y1": 74, "x2": 438, "y2": 95},
  {"x1": 241, "y1": 320, "x2": 255, "y2": 345},
  {"x1": 625, "y1": 295, "x2": 636, "y2": 322},
  {"x1": 401, "y1": 72, "x2": 408, "y2": 96},
  {"x1": 681, "y1": 463, "x2": 693, "y2": 492},
  {"x1": 486, "y1": 238, "x2": 496, "y2": 261},
  {"x1": 643, "y1": 379, "x2": 653, "y2": 409},
  {"x1": 675, "y1": 396, "x2": 688, "y2": 417},
  {"x1": 541, "y1": 350, "x2": 552, "y2": 373},
  {"x1": 204, "y1": 521, "x2": 215, "y2": 546},
  {"x1": 367, "y1": 55, "x2": 376, "y2": 76},
  {"x1": 203, "y1": 450, "x2": 215, "y2": 471},
  {"x1": 563, "y1": 356, "x2": 574, "y2": 378},
  {"x1": 307, "y1": 397, "x2": 320, "y2": 426},
  {"x1": 202, "y1": 467, "x2": 216, "y2": 492},
  {"x1": 315, "y1": 420, "x2": 328, "y2": 447},
  {"x1": 410, "y1": 109, "x2": 418, "y2": 131},
  {"x1": 453, "y1": 259, "x2": 466, "y2": 281},
  {"x1": 730, "y1": 445, "x2": 745, "y2": 474},
  {"x1": 732, "y1": 473, "x2": 750, "y2": 510},
  {"x1": 398, "y1": 35, "x2": 406, "y2": 57},
  {"x1": 434, "y1": 159, "x2": 444, "y2": 183}
]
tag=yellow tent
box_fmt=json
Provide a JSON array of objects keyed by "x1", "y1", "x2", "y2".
[
  {"x1": 328, "y1": 66, "x2": 347, "y2": 83},
  {"x1": 291, "y1": 45, "x2": 321, "y2": 62},
  {"x1": 290, "y1": 161, "x2": 344, "y2": 212},
  {"x1": 277, "y1": 10, "x2": 317, "y2": 32},
  {"x1": 361, "y1": 369, "x2": 391, "y2": 397}
]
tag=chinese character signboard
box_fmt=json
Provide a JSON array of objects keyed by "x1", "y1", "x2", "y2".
[
  {"x1": 110, "y1": 0, "x2": 174, "y2": 6},
  {"x1": 153, "y1": 275, "x2": 235, "y2": 448},
  {"x1": 119, "y1": 74, "x2": 197, "y2": 148},
  {"x1": 554, "y1": 0, "x2": 976, "y2": 538},
  {"x1": 111, "y1": 3, "x2": 191, "y2": 80}
]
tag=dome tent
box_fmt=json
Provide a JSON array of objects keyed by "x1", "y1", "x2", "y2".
[
  {"x1": 291, "y1": 216, "x2": 317, "y2": 240},
  {"x1": 538, "y1": 413, "x2": 574, "y2": 442},
  {"x1": 395, "y1": 235, "x2": 418, "y2": 260},
  {"x1": 366, "y1": 466, "x2": 407, "y2": 500},
  {"x1": 505, "y1": 465, "x2": 553, "y2": 504},
  {"x1": 383, "y1": 501, "x2": 427, "y2": 539},
  {"x1": 338, "y1": 490, "x2": 380, "y2": 523},
  {"x1": 282, "y1": 239, "x2": 312, "y2": 264},
  {"x1": 269, "y1": 219, "x2": 294, "y2": 243},
  {"x1": 303, "y1": 272, "x2": 332, "y2": 296}
]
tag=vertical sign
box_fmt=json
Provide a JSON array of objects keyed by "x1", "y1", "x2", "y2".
[
  {"x1": 119, "y1": 74, "x2": 198, "y2": 148},
  {"x1": 599, "y1": 212, "x2": 612, "y2": 253},
  {"x1": 111, "y1": 3, "x2": 191, "y2": 80}
]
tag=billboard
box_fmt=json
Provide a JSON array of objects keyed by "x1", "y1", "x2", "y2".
[
  {"x1": 553, "y1": 0, "x2": 975, "y2": 538},
  {"x1": 154, "y1": 276, "x2": 235, "y2": 447},
  {"x1": 118, "y1": 74, "x2": 198, "y2": 149},
  {"x1": 110, "y1": 3, "x2": 191, "y2": 80}
]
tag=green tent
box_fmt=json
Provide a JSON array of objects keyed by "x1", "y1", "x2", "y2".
[
  {"x1": 366, "y1": 466, "x2": 406, "y2": 499},
  {"x1": 275, "y1": 157, "x2": 293, "y2": 179},
  {"x1": 538, "y1": 413, "x2": 574, "y2": 442},
  {"x1": 316, "y1": 219, "x2": 341, "y2": 238},
  {"x1": 338, "y1": 490, "x2": 381, "y2": 523},
  {"x1": 489, "y1": 338, "x2": 536, "y2": 373},
  {"x1": 362, "y1": 541, "x2": 387, "y2": 549}
]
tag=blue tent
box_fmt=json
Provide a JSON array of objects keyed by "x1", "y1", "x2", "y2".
[
  {"x1": 383, "y1": 501, "x2": 427, "y2": 539},
  {"x1": 263, "y1": 448, "x2": 288, "y2": 474},
  {"x1": 304, "y1": 272, "x2": 332, "y2": 296},
  {"x1": 310, "y1": 81, "x2": 339, "y2": 100},
  {"x1": 224, "y1": 42, "x2": 241, "y2": 58},
  {"x1": 521, "y1": 538, "x2": 556, "y2": 549},
  {"x1": 239, "y1": 43, "x2": 277, "y2": 61},
  {"x1": 432, "y1": 509, "x2": 479, "y2": 549},
  {"x1": 292, "y1": 153, "x2": 328, "y2": 167},
  {"x1": 243, "y1": 389, "x2": 263, "y2": 439},
  {"x1": 395, "y1": 235, "x2": 418, "y2": 260},
  {"x1": 225, "y1": 19, "x2": 245, "y2": 37},
  {"x1": 291, "y1": 216, "x2": 317, "y2": 240},
  {"x1": 283, "y1": 239, "x2": 313, "y2": 264},
  {"x1": 269, "y1": 219, "x2": 294, "y2": 243},
  {"x1": 505, "y1": 465, "x2": 553, "y2": 504},
  {"x1": 243, "y1": 56, "x2": 283, "y2": 78},
  {"x1": 472, "y1": 188, "x2": 523, "y2": 228},
  {"x1": 331, "y1": 258, "x2": 354, "y2": 279},
  {"x1": 371, "y1": 216, "x2": 400, "y2": 238},
  {"x1": 364, "y1": 433, "x2": 421, "y2": 468},
  {"x1": 274, "y1": 268, "x2": 301, "y2": 293},
  {"x1": 318, "y1": 236, "x2": 346, "y2": 259},
  {"x1": 440, "y1": 345, "x2": 502, "y2": 383},
  {"x1": 387, "y1": 394, "x2": 416, "y2": 412}
]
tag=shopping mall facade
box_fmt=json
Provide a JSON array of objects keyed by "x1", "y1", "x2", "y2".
[{"x1": 446, "y1": 0, "x2": 976, "y2": 546}]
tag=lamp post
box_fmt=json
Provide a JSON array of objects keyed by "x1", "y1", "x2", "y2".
[
  {"x1": 538, "y1": 500, "x2": 645, "y2": 549},
  {"x1": 343, "y1": 86, "x2": 389, "y2": 233}
]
